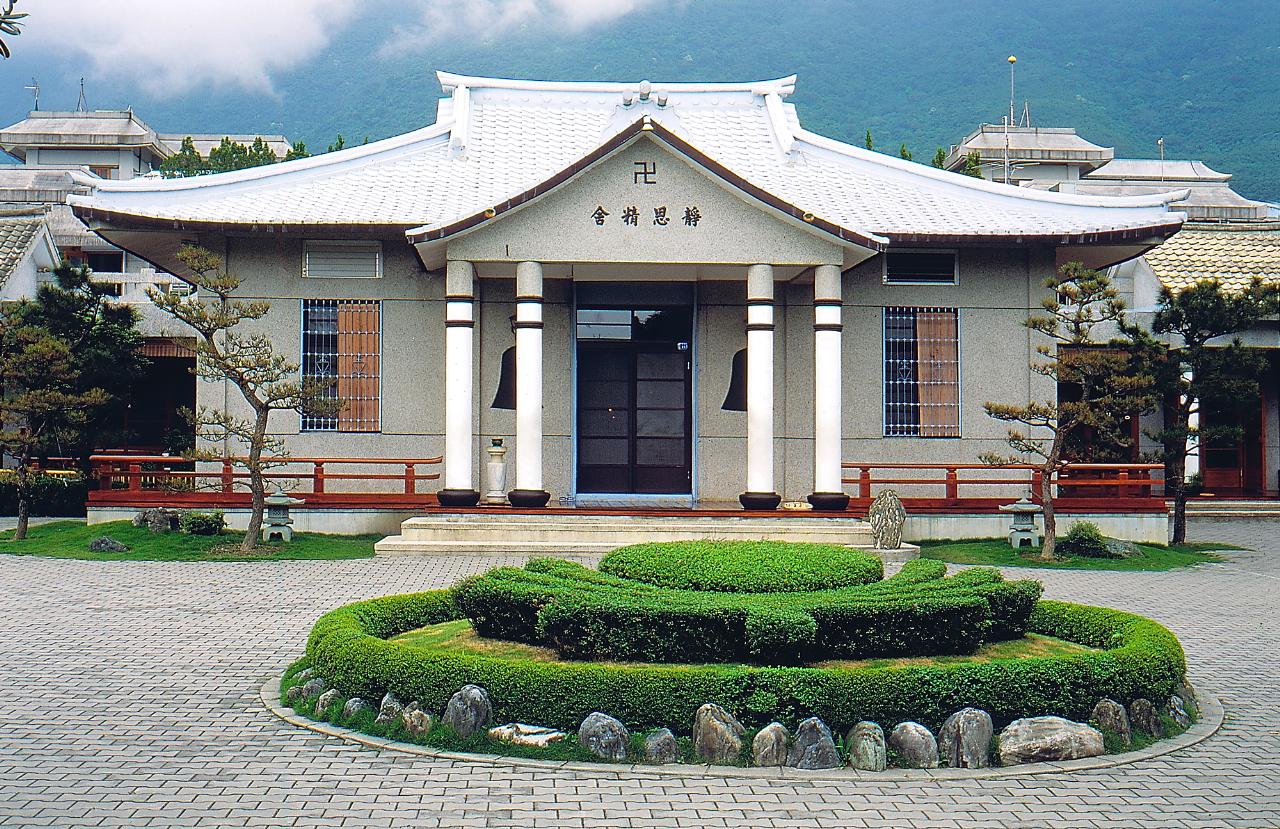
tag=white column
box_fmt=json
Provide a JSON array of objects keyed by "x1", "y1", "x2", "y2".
[
  {"x1": 741, "y1": 264, "x2": 780, "y2": 510},
  {"x1": 510, "y1": 261, "x2": 549, "y2": 507},
  {"x1": 810, "y1": 263, "x2": 848, "y2": 510},
  {"x1": 1184, "y1": 368, "x2": 1200, "y2": 480},
  {"x1": 439, "y1": 260, "x2": 479, "y2": 506}
]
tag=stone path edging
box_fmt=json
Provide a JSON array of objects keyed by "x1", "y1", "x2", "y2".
[{"x1": 260, "y1": 676, "x2": 1224, "y2": 781}]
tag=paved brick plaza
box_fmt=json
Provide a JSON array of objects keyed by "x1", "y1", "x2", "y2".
[{"x1": 0, "y1": 520, "x2": 1277, "y2": 828}]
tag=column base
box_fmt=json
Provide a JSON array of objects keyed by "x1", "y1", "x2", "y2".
[
  {"x1": 807, "y1": 492, "x2": 850, "y2": 512},
  {"x1": 508, "y1": 489, "x2": 551, "y2": 508},
  {"x1": 437, "y1": 488, "x2": 481, "y2": 508},
  {"x1": 739, "y1": 491, "x2": 782, "y2": 510}
]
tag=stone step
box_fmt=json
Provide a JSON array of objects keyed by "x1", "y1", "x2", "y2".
[
  {"x1": 1185, "y1": 499, "x2": 1280, "y2": 517},
  {"x1": 375, "y1": 511, "x2": 881, "y2": 556}
]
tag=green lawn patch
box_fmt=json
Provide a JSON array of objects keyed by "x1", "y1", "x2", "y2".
[
  {"x1": 0, "y1": 519, "x2": 377, "y2": 561},
  {"x1": 919, "y1": 538, "x2": 1233, "y2": 571}
]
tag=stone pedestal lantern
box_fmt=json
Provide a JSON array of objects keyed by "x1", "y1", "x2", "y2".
[
  {"x1": 999, "y1": 496, "x2": 1043, "y2": 549},
  {"x1": 484, "y1": 439, "x2": 509, "y2": 505},
  {"x1": 263, "y1": 491, "x2": 304, "y2": 541}
]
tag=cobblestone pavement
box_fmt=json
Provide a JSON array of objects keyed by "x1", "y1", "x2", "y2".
[{"x1": 0, "y1": 520, "x2": 1277, "y2": 828}]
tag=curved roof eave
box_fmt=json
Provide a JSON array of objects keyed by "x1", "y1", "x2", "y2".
[
  {"x1": 795, "y1": 128, "x2": 1191, "y2": 209},
  {"x1": 66, "y1": 120, "x2": 455, "y2": 194},
  {"x1": 406, "y1": 116, "x2": 889, "y2": 252},
  {"x1": 436, "y1": 70, "x2": 799, "y2": 98}
]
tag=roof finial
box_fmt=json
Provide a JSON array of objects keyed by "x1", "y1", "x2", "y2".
[
  {"x1": 77, "y1": 77, "x2": 87, "y2": 112},
  {"x1": 23, "y1": 76, "x2": 38, "y2": 111},
  {"x1": 639, "y1": 80, "x2": 651, "y2": 102}
]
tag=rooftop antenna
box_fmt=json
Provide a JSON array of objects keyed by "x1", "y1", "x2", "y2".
[
  {"x1": 1003, "y1": 55, "x2": 1016, "y2": 185},
  {"x1": 76, "y1": 78, "x2": 87, "y2": 112},
  {"x1": 23, "y1": 77, "x2": 38, "y2": 111},
  {"x1": 1021, "y1": 100, "x2": 1031, "y2": 128},
  {"x1": 1157, "y1": 137, "x2": 1166, "y2": 182}
]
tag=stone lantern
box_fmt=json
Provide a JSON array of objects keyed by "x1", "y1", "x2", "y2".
[
  {"x1": 263, "y1": 490, "x2": 304, "y2": 541},
  {"x1": 999, "y1": 496, "x2": 1043, "y2": 549},
  {"x1": 484, "y1": 438, "x2": 509, "y2": 505}
]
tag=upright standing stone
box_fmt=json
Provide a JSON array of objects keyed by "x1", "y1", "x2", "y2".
[
  {"x1": 939, "y1": 708, "x2": 994, "y2": 768},
  {"x1": 1168, "y1": 694, "x2": 1191, "y2": 728},
  {"x1": 577, "y1": 712, "x2": 630, "y2": 761},
  {"x1": 752, "y1": 722, "x2": 790, "y2": 767},
  {"x1": 400, "y1": 702, "x2": 433, "y2": 737},
  {"x1": 443, "y1": 684, "x2": 493, "y2": 739},
  {"x1": 374, "y1": 692, "x2": 404, "y2": 727},
  {"x1": 315, "y1": 689, "x2": 342, "y2": 715},
  {"x1": 693, "y1": 703, "x2": 746, "y2": 764},
  {"x1": 644, "y1": 729, "x2": 679, "y2": 764},
  {"x1": 847, "y1": 721, "x2": 887, "y2": 771},
  {"x1": 889, "y1": 721, "x2": 939, "y2": 769},
  {"x1": 341, "y1": 697, "x2": 370, "y2": 719},
  {"x1": 1128, "y1": 698, "x2": 1162, "y2": 738},
  {"x1": 787, "y1": 717, "x2": 841, "y2": 770},
  {"x1": 1090, "y1": 698, "x2": 1132, "y2": 746},
  {"x1": 300, "y1": 677, "x2": 328, "y2": 700}
]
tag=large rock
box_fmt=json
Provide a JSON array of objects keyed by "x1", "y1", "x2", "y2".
[
  {"x1": 846, "y1": 721, "x2": 887, "y2": 771},
  {"x1": 134, "y1": 508, "x2": 179, "y2": 533},
  {"x1": 341, "y1": 697, "x2": 370, "y2": 720},
  {"x1": 1175, "y1": 678, "x2": 1198, "y2": 712},
  {"x1": 644, "y1": 728, "x2": 679, "y2": 764},
  {"x1": 294, "y1": 668, "x2": 315, "y2": 683},
  {"x1": 1168, "y1": 694, "x2": 1191, "y2": 729},
  {"x1": 1128, "y1": 698, "x2": 1163, "y2": 738},
  {"x1": 88, "y1": 536, "x2": 129, "y2": 553},
  {"x1": 443, "y1": 684, "x2": 493, "y2": 739},
  {"x1": 284, "y1": 684, "x2": 304, "y2": 704},
  {"x1": 1090, "y1": 699, "x2": 1131, "y2": 746},
  {"x1": 300, "y1": 677, "x2": 328, "y2": 700},
  {"x1": 752, "y1": 722, "x2": 790, "y2": 767},
  {"x1": 939, "y1": 708, "x2": 994, "y2": 769},
  {"x1": 490, "y1": 723, "x2": 567, "y2": 748},
  {"x1": 577, "y1": 712, "x2": 629, "y2": 761},
  {"x1": 889, "y1": 721, "x2": 938, "y2": 769},
  {"x1": 400, "y1": 702, "x2": 433, "y2": 738},
  {"x1": 787, "y1": 717, "x2": 841, "y2": 770},
  {"x1": 374, "y1": 692, "x2": 404, "y2": 727},
  {"x1": 315, "y1": 689, "x2": 342, "y2": 715},
  {"x1": 998, "y1": 716, "x2": 1105, "y2": 766},
  {"x1": 693, "y1": 703, "x2": 746, "y2": 764}
]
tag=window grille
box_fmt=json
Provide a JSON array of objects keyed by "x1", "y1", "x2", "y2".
[
  {"x1": 303, "y1": 240, "x2": 383, "y2": 279},
  {"x1": 884, "y1": 250, "x2": 958, "y2": 284},
  {"x1": 301, "y1": 299, "x2": 381, "y2": 432},
  {"x1": 884, "y1": 307, "x2": 960, "y2": 437}
]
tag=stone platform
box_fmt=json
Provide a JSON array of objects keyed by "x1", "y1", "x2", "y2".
[{"x1": 373, "y1": 510, "x2": 914, "y2": 556}]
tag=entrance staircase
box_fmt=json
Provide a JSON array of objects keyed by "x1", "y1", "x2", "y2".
[
  {"x1": 1184, "y1": 499, "x2": 1280, "y2": 519},
  {"x1": 374, "y1": 511, "x2": 902, "y2": 556}
]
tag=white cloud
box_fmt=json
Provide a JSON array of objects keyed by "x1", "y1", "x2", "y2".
[
  {"x1": 382, "y1": 0, "x2": 666, "y2": 54},
  {"x1": 26, "y1": 0, "x2": 361, "y2": 96}
]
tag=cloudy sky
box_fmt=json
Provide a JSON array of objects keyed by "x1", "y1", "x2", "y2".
[{"x1": 24, "y1": 0, "x2": 666, "y2": 96}]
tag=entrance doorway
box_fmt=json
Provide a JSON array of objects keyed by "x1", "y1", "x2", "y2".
[{"x1": 575, "y1": 302, "x2": 693, "y2": 495}]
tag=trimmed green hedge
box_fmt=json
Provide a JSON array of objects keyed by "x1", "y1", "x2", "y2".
[
  {"x1": 0, "y1": 473, "x2": 88, "y2": 517},
  {"x1": 598, "y1": 540, "x2": 883, "y2": 593},
  {"x1": 454, "y1": 558, "x2": 1041, "y2": 664},
  {"x1": 304, "y1": 592, "x2": 1186, "y2": 736}
]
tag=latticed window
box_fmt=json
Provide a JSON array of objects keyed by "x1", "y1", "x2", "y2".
[
  {"x1": 301, "y1": 299, "x2": 381, "y2": 432},
  {"x1": 883, "y1": 307, "x2": 960, "y2": 437}
]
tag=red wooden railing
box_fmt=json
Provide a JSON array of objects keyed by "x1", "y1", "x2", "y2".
[
  {"x1": 840, "y1": 462, "x2": 1166, "y2": 513},
  {"x1": 88, "y1": 454, "x2": 443, "y2": 509}
]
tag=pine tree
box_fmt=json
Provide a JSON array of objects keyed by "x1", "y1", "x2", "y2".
[
  {"x1": 983, "y1": 262, "x2": 1153, "y2": 559},
  {"x1": 1123, "y1": 278, "x2": 1279, "y2": 543},
  {"x1": 0, "y1": 0, "x2": 27, "y2": 59},
  {"x1": 898, "y1": 144, "x2": 913, "y2": 161},
  {"x1": 864, "y1": 129, "x2": 873, "y2": 150},
  {"x1": 158, "y1": 137, "x2": 205, "y2": 178},
  {"x1": 284, "y1": 141, "x2": 310, "y2": 161},
  {"x1": 931, "y1": 147, "x2": 947, "y2": 168},
  {"x1": 147, "y1": 245, "x2": 340, "y2": 550},
  {"x1": 327, "y1": 134, "x2": 346, "y2": 153},
  {"x1": 961, "y1": 151, "x2": 983, "y2": 178}
]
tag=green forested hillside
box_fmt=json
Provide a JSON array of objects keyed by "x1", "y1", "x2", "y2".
[{"x1": 3, "y1": 0, "x2": 1278, "y2": 199}]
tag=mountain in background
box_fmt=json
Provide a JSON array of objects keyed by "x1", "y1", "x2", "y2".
[{"x1": 3, "y1": 0, "x2": 1278, "y2": 200}]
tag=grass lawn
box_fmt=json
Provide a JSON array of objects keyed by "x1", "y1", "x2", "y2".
[
  {"x1": 919, "y1": 538, "x2": 1237, "y2": 571},
  {"x1": 389, "y1": 619, "x2": 1099, "y2": 669},
  {"x1": 0, "y1": 520, "x2": 377, "y2": 561}
]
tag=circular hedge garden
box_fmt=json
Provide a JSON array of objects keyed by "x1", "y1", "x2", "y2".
[{"x1": 302, "y1": 541, "x2": 1188, "y2": 737}]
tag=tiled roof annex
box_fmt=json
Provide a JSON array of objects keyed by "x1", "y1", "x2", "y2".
[
  {"x1": 1144, "y1": 225, "x2": 1280, "y2": 293},
  {"x1": 0, "y1": 210, "x2": 47, "y2": 284},
  {"x1": 69, "y1": 73, "x2": 1186, "y2": 245}
]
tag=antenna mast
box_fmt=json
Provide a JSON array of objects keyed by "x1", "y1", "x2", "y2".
[
  {"x1": 23, "y1": 77, "x2": 38, "y2": 111},
  {"x1": 1003, "y1": 56, "x2": 1017, "y2": 185},
  {"x1": 1157, "y1": 137, "x2": 1166, "y2": 182},
  {"x1": 77, "y1": 78, "x2": 87, "y2": 112}
]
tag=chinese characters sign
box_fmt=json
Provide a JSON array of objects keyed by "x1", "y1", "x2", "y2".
[{"x1": 591, "y1": 160, "x2": 704, "y2": 227}]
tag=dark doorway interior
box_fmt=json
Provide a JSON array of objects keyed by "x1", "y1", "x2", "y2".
[
  {"x1": 576, "y1": 304, "x2": 693, "y2": 495},
  {"x1": 122, "y1": 355, "x2": 196, "y2": 453}
]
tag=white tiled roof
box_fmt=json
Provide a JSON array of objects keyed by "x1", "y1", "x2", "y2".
[{"x1": 70, "y1": 73, "x2": 1186, "y2": 246}]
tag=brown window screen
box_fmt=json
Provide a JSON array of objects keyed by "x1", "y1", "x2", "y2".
[
  {"x1": 884, "y1": 307, "x2": 960, "y2": 437},
  {"x1": 301, "y1": 299, "x2": 381, "y2": 432}
]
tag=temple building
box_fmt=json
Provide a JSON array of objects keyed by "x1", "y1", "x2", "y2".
[{"x1": 68, "y1": 73, "x2": 1188, "y2": 510}]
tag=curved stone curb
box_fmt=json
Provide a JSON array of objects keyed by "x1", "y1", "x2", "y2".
[{"x1": 260, "y1": 676, "x2": 1224, "y2": 781}]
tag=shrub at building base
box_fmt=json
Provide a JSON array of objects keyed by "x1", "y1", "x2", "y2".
[{"x1": 304, "y1": 591, "x2": 1186, "y2": 737}]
